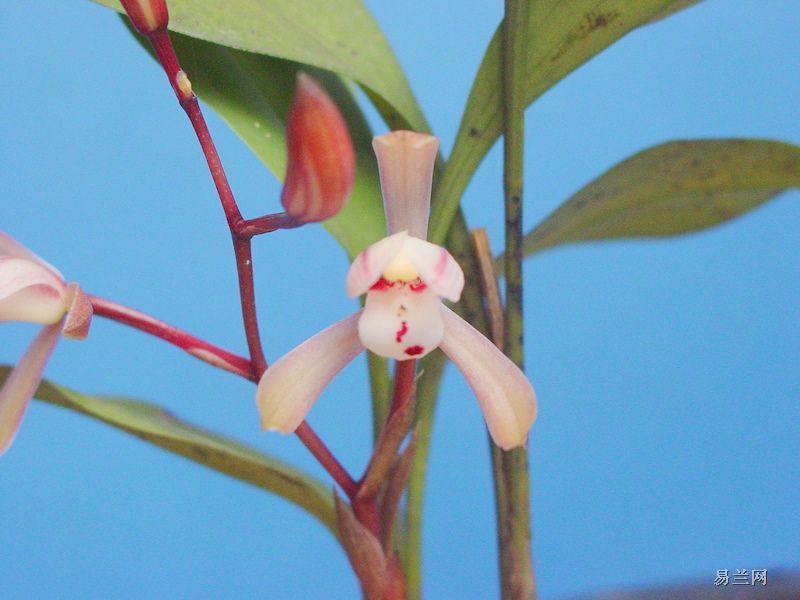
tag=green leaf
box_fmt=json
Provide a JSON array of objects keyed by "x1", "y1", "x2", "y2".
[
  {"x1": 522, "y1": 139, "x2": 800, "y2": 255},
  {"x1": 1, "y1": 366, "x2": 338, "y2": 538},
  {"x1": 93, "y1": 0, "x2": 427, "y2": 133},
  {"x1": 429, "y1": 0, "x2": 703, "y2": 244},
  {"x1": 127, "y1": 24, "x2": 385, "y2": 257}
]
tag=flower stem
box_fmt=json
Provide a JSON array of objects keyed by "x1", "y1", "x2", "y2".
[
  {"x1": 295, "y1": 422, "x2": 358, "y2": 497},
  {"x1": 499, "y1": 1, "x2": 536, "y2": 598},
  {"x1": 235, "y1": 212, "x2": 303, "y2": 238},
  {"x1": 140, "y1": 27, "x2": 357, "y2": 496},
  {"x1": 89, "y1": 295, "x2": 255, "y2": 381},
  {"x1": 147, "y1": 29, "x2": 267, "y2": 376}
]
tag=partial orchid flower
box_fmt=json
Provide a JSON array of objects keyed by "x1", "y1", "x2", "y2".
[
  {"x1": 256, "y1": 131, "x2": 537, "y2": 450},
  {"x1": 0, "y1": 233, "x2": 92, "y2": 454}
]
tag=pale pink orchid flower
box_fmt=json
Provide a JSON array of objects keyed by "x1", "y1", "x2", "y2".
[
  {"x1": 0, "y1": 233, "x2": 92, "y2": 454},
  {"x1": 256, "y1": 131, "x2": 537, "y2": 450}
]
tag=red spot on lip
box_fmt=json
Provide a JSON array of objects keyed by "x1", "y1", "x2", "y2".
[
  {"x1": 409, "y1": 279, "x2": 427, "y2": 292},
  {"x1": 404, "y1": 345, "x2": 424, "y2": 356},
  {"x1": 370, "y1": 277, "x2": 393, "y2": 291},
  {"x1": 395, "y1": 321, "x2": 408, "y2": 343}
]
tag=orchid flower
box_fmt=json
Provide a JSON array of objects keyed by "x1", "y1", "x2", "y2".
[
  {"x1": 256, "y1": 131, "x2": 537, "y2": 450},
  {"x1": 0, "y1": 233, "x2": 92, "y2": 454}
]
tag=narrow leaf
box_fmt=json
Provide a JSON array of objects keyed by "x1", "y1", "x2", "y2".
[
  {"x1": 0, "y1": 366, "x2": 338, "y2": 538},
  {"x1": 429, "y1": 0, "x2": 703, "y2": 244},
  {"x1": 523, "y1": 139, "x2": 800, "y2": 256},
  {"x1": 94, "y1": 0, "x2": 427, "y2": 132}
]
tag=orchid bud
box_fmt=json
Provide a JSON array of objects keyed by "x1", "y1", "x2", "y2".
[
  {"x1": 280, "y1": 73, "x2": 355, "y2": 223},
  {"x1": 119, "y1": 0, "x2": 169, "y2": 35}
]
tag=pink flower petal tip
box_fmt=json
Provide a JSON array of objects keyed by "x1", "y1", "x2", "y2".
[
  {"x1": 439, "y1": 306, "x2": 537, "y2": 450},
  {"x1": 256, "y1": 312, "x2": 364, "y2": 433},
  {"x1": 373, "y1": 130, "x2": 439, "y2": 238},
  {"x1": 0, "y1": 322, "x2": 63, "y2": 454}
]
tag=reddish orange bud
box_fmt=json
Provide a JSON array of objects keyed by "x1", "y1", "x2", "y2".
[
  {"x1": 280, "y1": 73, "x2": 356, "y2": 223},
  {"x1": 119, "y1": 0, "x2": 169, "y2": 34}
]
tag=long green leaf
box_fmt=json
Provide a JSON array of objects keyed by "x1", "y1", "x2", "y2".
[
  {"x1": 127, "y1": 24, "x2": 385, "y2": 257},
  {"x1": 1, "y1": 366, "x2": 338, "y2": 538},
  {"x1": 429, "y1": 0, "x2": 703, "y2": 244},
  {"x1": 522, "y1": 139, "x2": 800, "y2": 256},
  {"x1": 93, "y1": 0, "x2": 427, "y2": 133}
]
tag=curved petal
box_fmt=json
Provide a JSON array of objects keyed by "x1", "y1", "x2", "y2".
[
  {"x1": 373, "y1": 131, "x2": 439, "y2": 238},
  {"x1": 346, "y1": 231, "x2": 407, "y2": 297},
  {"x1": 358, "y1": 287, "x2": 443, "y2": 360},
  {"x1": 0, "y1": 232, "x2": 64, "y2": 279},
  {"x1": 439, "y1": 306, "x2": 537, "y2": 450},
  {"x1": 62, "y1": 284, "x2": 94, "y2": 340},
  {"x1": 256, "y1": 312, "x2": 364, "y2": 433},
  {"x1": 402, "y1": 237, "x2": 464, "y2": 302},
  {"x1": 0, "y1": 257, "x2": 68, "y2": 324},
  {"x1": 0, "y1": 322, "x2": 63, "y2": 454}
]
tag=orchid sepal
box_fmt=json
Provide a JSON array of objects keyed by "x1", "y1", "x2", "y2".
[
  {"x1": 0, "y1": 321, "x2": 63, "y2": 454},
  {"x1": 372, "y1": 131, "x2": 439, "y2": 238},
  {"x1": 439, "y1": 306, "x2": 537, "y2": 450},
  {"x1": 256, "y1": 312, "x2": 364, "y2": 433}
]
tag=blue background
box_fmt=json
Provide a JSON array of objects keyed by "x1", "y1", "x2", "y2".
[{"x1": 1, "y1": 1, "x2": 798, "y2": 598}]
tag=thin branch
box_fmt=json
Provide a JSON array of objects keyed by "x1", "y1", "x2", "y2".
[
  {"x1": 499, "y1": 0, "x2": 536, "y2": 598},
  {"x1": 139, "y1": 27, "x2": 357, "y2": 496},
  {"x1": 147, "y1": 30, "x2": 267, "y2": 375},
  {"x1": 90, "y1": 295, "x2": 254, "y2": 381},
  {"x1": 295, "y1": 422, "x2": 358, "y2": 497},
  {"x1": 235, "y1": 212, "x2": 302, "y2": 239}
]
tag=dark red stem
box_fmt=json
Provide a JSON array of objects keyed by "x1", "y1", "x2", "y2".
[
  {"x1": 149, "y1": 30, "x2": 266, "y2": 375},
  {"x1": 142, "y1": 27, "x2": 356, "y2": 495},
  {"x1": 353, "y1": 359, "x2": 418, "y2": 538},
  {"x1": 235, "y1": 212, "x2": 303, "y2": 238},
  {"x1": 296, "y1": 422, "x2": 358, "y2": 497},
  {"x1": 388, "y1": 360, "x2": 416, "y2": 420},
  {"x1": 90, "y1": 295, "x2": 255, "y2": 381}
]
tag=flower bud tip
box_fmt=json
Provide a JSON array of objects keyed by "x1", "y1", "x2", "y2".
[{"x1": 280, "y1": 73, "x2": 355, "y2": 224}]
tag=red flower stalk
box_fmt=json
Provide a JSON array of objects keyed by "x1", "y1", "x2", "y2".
[
  {"x1": 119, "y1": 0, "x2": 169, "y2": 35},
  {"x1": 280, "y1": 73, "x2": 356, "y2": 223}
]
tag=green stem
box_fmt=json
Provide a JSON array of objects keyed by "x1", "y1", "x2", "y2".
[
  {"x1": 403, "y1": 210, "x2": 490, "y2": 599},
  {"x1": 498, "y1": 1, "x2": 535, "y2": 598},
  {"x1": 368, "y1": 353, "x2": 391, "y2": 443},
  {"x1": 403, "y1": 349, "x2": 446, "y2": 600}
]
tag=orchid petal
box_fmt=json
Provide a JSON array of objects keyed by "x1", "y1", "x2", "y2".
[
  {"x1": 0, "y1": 232, "x2": 64, "y2": 279},
  {"x1": 0, "y1": 322, "x2": 63, "y2": 454},
  {"x1": 402, "y1": 237, "x2": 464, "y2": 302},
  {"x1": 62, "y1": 284, "x2": 93, "y2": 340},
  {"x1": 358, "y1": 287, "x2": 444, "y2": 360},
  {"x1": 346, "y1": 231, "x2": 408, "y2": 297},
  {"x1": 0, "y1": 257, "x2": 68, "y2": 324},
  {"x1": 373, "y1": 131, "x2": 439, "y2": 238},
  {"x1": 256, "y1": 312, "x2": 364, "y2": 433},
  {"x1": 439, "y1": 306, "x2": 537, "y2": 450}
]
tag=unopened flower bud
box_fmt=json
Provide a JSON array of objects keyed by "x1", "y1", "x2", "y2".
[
  {"x1": 280, "y1": 73, "x2": 355, "y2": 223},
  {"x1": 119, "y1": 0, "x2": 169, "y2": 35}
]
